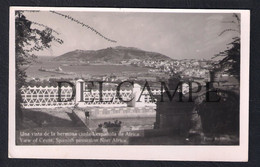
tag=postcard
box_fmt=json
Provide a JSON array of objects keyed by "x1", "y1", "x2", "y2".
[{"x1": 9, "y1": 7, "x2": 250, "y2": 161}]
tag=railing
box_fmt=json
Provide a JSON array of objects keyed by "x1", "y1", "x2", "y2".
[
  {"x1": 20, "y1": 80, "x2": 162, "y2": 109},
  {"x1": 20, "y1": 86, "x2": 75, "y2": 108},
  {"x1": 83, "y1": 89, "x2": 133, "y2": 107}
]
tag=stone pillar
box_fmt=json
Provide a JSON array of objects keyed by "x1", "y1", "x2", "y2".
[
  {"x1": 127, "y1": 83, "x2": 145, "y2": 107},
  {"x1": 209, "y1": 70, "x2": 215, "y2": 82},
  {"x1": 76, "y1": 79, "x2": 85, "y2": 107}
]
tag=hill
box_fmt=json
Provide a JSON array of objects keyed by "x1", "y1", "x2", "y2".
[{"x1": 53, "y1": 46, "x2": 172, "y2": 63}]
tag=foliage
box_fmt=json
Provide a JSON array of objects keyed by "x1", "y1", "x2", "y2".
[
  {"x1": 103, "y1": 120, "x2": 122, "y2": 134},
  {"x1": 15, "y1": 11, "x2": 63, "y2": 125},
  {"x1": 16, "y1": 10, "x2": 117, "y2": 126},
  {"x1": 216, "y1": 37, "x2": 240, "y2": 80},
  {"x1": 104, "y1": 120, "x2": 122, "y2": 128},
  {"x1": 15, "y1": 11, "x2": 63, "y2": 83},
  {"x1": 213, "y1": 14, "x2": 240, "y2": 80},
  {"x1": 27, "y1": 78, "x2": 73, "y2": 87}
]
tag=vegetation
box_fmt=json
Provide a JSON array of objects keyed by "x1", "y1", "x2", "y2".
[
  {"x1": 213, "y1": 13, "x2": 240, "y2": 80},
  {"x1": 191, "y1": 14, "x2": 241, "y2": 138},
  {"x1": 15, "y1": 10, "x2": 116, "y2": 127},
  {"x1": 103, "y1": 120, "x2": 122, "y2": 134},
  {"x1": 15, "y1": 11, "x2": 63, "y2": 127},
  {"x1": 104, "y1": 120, "x2": 122, "y2": 128}
]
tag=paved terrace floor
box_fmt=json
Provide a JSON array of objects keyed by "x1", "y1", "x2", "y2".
[{"x1": 18, "y1": 107, "x2": 238, "y2": 145}]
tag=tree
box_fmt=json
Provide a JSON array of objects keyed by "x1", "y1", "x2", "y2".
[
  {"x1": 191, "y1": 14, "x2": 241, "y2": 138},
  {"x1": 15, "y1": 11, "x2": 63, "y2": 128},
  {"x1": 213, "y1": 14, "x2": 240, "y2": 81},
  {"x1": 15, "y1": 10, "x2": 117, "y2": 128}
]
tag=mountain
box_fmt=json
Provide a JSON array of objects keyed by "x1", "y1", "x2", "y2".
[{"x1": 53, "y1": 46, "x2": 172, "y2": 63}]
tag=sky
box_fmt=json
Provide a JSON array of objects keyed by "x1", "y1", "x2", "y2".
[{"x1": 23, "y1": 10, "x2": 240, "y2": 60}]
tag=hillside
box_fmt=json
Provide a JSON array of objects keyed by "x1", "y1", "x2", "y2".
[{"x1": 53, "y1": 46, "x2": 172, "y2": 63}]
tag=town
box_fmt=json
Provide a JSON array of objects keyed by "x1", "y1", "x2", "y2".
[{"x1": 27, "y1": 57, "x2": 237, "y2": 90}]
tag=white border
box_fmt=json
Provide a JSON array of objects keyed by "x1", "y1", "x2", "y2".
[{"x1": 9, "y1": 7, "x2": 250, "y2": 161}]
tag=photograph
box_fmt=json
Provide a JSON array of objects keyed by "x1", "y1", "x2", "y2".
[{"x1": 8, "y1": 7, "x2": 250, "y2": 161}]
